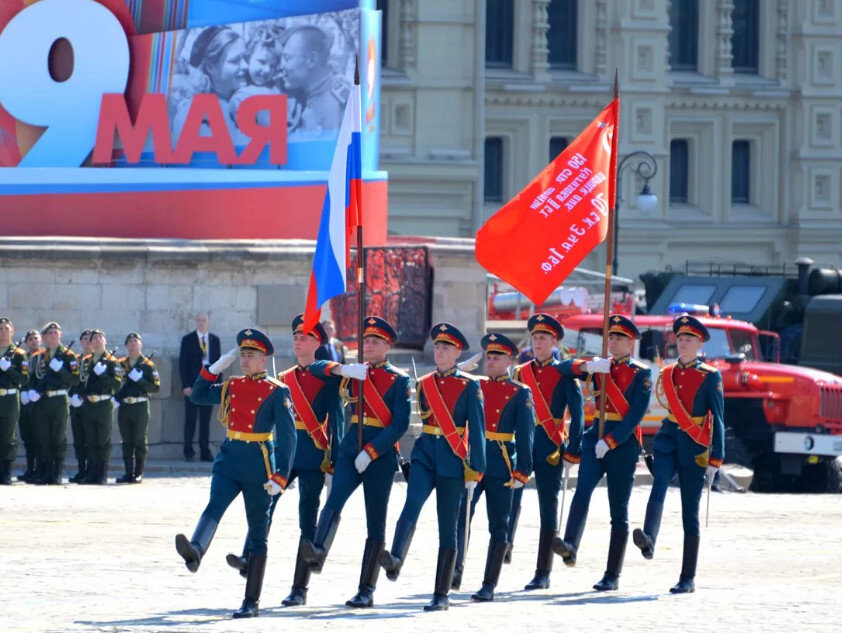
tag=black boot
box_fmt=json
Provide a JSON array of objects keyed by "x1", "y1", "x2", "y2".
[
  {"x1": 0, "y1": 460, "x2": 12, "y2": 485},
  {"x1": 471, "y1": 541, "x2": 507, "y2": 602},
  {"x1": 504, "y1": 501, "x2": 522, "y2": 564},
  {"x1": 96, "y1": 461, "x2": 108, "y2": 485},
  {"x1": 346, "y1": 538, "x2": 384, "y2": 608},
  {"x1": 524, "y1": 529, "x2": 555, "y2": 590},
  {"x1": 451, "y1": 566, "x2": 463, "y2": 590},
  {"x1": 233, "y1": 553, "x2": 267, "y2": 618},
  {"x1": 17, "y1": 456, "x2": 36, "y2": 482},
  {"x1": 132, "y1": 457, "x2": 145, "y2": 484},
  {"x1": 632, "y1": 528, "x2": 655, "y2": 560},
  {"x1": 281, "y1": 540, "x2": 311, "y2": 606},
  {"x1": 116, "y1": 456, "x2": 134, "y2": 484},
  {"x1": 31, "y1": 459, "x2": 49, "y2": 485},
  {"x1": 593, "y1": 529, "x2": 628, "y2": 592},
  {"x1": 378, "y1": 519, "x2": 416, "y2": 582},
  {"x1": 552, "y1": 536, "x2": 578, "y2": 567},
  {"x1": 47, "y1": 461, "x2": 63, "y2": 485},
  {"x1": 669, "y1": 534, "x2": 699, "y2": 594},
  {"x1": 68, "y1": 460, "x2": 87, "y2": 483},
  {"x1": 226, "y1": 549, "x2": 249, "y2": 578},
  {"x1": 175, "y1": 515, "x2": 218, "y2": 572},
  {"x1": 300, "y1": 508, "x2": 341, "y2": 573},
  {"x1": 424, "y1": 548, "x2": 457, "y2": 611},
  {"x1": 80, "y1": 460, "x2": 99, "y2": 485}
]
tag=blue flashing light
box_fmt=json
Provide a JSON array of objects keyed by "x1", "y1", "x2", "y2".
[{"x1": 668, "y1": 303, "x2": 710, "y2": 316}]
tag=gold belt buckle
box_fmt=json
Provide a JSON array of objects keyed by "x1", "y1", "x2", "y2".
[{"x1": 233, "y1": 431, "x2": 242, "y2": 440}]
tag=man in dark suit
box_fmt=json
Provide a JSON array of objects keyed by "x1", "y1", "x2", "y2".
[
  {"x1": 315, "y1": 320, "x2": 347, "y2": 363},
  {"x1": 179, "y1": 312, "x2": 221, "y2": 462}
]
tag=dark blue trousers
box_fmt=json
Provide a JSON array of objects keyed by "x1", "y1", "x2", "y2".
[
  {"x1": 201, "y1": 472, "x2": 271, "y2": 555},
  {"x1": 266, "y1": 468, "x2": 325, "y2": 541},
  {"x1": 563, "y1": 436, "x2": 638, "y2": 548},
  {"x1": 456, "y1": 476, "x2": 513, "y2": 570},
  {"x1": 397, "y1": 462, "x2": 463, "y2": 549},
  {"x1": 643, "y1": 447, "x2": 705, "y2": 540},
  {"x1": 323, "y1": 452, "x2": 395, "y2": 541},
  {"x1": 534, "y1": 459, "x2": 564, "y2": 531}
]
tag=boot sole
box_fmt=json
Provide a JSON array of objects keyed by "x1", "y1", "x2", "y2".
[
  {"x1": 632, "y1": 530, "x2": 654, "y2": 560},
  {"x1": 175, "y1": 534, "x2": 200, "y2": 572}
]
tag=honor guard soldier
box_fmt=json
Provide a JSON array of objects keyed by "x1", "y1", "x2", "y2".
[
  {"x1": 454, "y1": 332, "x2": 534, "y2": 602},
  {"x1": 0, "y1": 318, "x2": 29, "y2": 485},
  {"x1": 176, "y1": 329, "x2": 296, "y2": 619},
  {"x1": 633, "y1": 315, "x2": 725, "y2": 593},
  {"x1": 552, "y1": 315, "x2": 651, "y2": 591},
  {"x1": 300, "y1": 316, "x2": 411, "y2": 608},
  {"x1": 26, "y1": 322, "x2": 80, "y2": 485},
  {"x1": 79, "y1": 330, "x2": 123, "y2": 485},
  {"x1": 68, "y1": 330, "x2": 92, "y2": 483},
  {"x1": 511, "y1": 313, "x2": 584, "y2": 590},
  {"x1": 379, "y1": 323, "x2": 486, "y2": 612},
  {"x1": 17, "y1": 330, "x2": 41, "y2": 482},
  {"x1": 115, "y1": 333, "x2": 161, "y2": 483}
]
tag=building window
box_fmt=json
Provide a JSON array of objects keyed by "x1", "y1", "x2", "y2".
[
  {"x1": 731, "y1": 140, "x2": 751, "y2": 203},
  {"x1": 484, "y1": 137, "x2": 504, "y2": 203},
  {"x1": 668, "y1": 0, "x2": 698, "y2": 71},
  {"x1": 377, "y1": 0, "x2": 388, "y2": 66},
  {"x1": 731, "y1": 0, "x2": 759, "y2": 73},
  {"x1": 549, "y1": 136, "x2": 569, "y2": 162},
  {"x1": 547, "y1": 0, "x2": 577, "y2": 70},
  {"x1": 669, "y1": 139, "x2": 690, "y2": 203},
  {"x1": 486, "y1": 0, "x2": 514, "y2": 67}
]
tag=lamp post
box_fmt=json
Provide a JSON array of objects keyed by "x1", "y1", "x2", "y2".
[{"x1": 614, "y1": 151, "x2": 658, "y2": 275}]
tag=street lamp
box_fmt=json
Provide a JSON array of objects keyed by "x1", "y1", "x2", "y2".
[{"x1": 614, "y1": 151, "x2": 658, "y2": 275}]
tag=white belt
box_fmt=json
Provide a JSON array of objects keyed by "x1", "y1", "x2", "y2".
[
  {"x1": 0, "y1": 388, "x2": 18, "y2": 396},
  {"x1": 123, "y1": 397, "x2": 148, "y2": 404},
  {"x1": 87, "y1": 394, "x2": 112, "y2": 403},
  {"x1": 46, "y1": 389, "x2": 68, "y2": 397}
]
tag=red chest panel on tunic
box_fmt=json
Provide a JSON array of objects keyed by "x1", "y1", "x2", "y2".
[
  {"x1": 289, "y1": 368, "x2": 323, "y2": 420},
  {"x1": 482, "y1": 379, "x2": 518, "y2": 432},
  {"x1": 671, "y1": 367, "x2": 707, "y2": 412},
  {"x1": 532, "y1": 365, "x2": 561, "y2": 405},
  {"x1": 600, "y1": 363, "x2": 638, "y2": 414},
  {"x1": 352, "y1": 367, "x2": 396, "y2": 417},
  {"x1": 227, "y1": 377, "x2": 278, "y2": 432},
  {"x1": 427, "y1": 376, "x2": 468, "y2": 426}
]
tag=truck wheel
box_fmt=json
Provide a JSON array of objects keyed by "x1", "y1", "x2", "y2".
[
  {"x1": 750, "y1": 452, "x2": 784, "y2": 493},
  {"x1": 723, "y1": 427, "x2": 753, "y2": 469},
  {"x1": 800, "y1": 458, "x2": 842, "y2": 494}
]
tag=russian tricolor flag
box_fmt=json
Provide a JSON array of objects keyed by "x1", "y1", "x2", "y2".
[{"x1": 302, "y1": 83, "x2": 362, "y2": 334}]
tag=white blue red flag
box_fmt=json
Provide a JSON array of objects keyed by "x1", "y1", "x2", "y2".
[{"x1": 303, "y1": 84, "x2": 363, "y2": 333}]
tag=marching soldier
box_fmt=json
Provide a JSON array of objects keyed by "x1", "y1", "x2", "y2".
[
  {"x1": 115, "y1": 333, "x2": 161, "y2": 483},
  {"x1": 632, "y1": 315, "x2": 724, "y2": 593},
  {"x1": 68, "y1": 330, "x2": 92, "y2": 483},
  {"x1": 511, "y1": 313, "x2": 584, "y2": 590},
  {"x1": 0, "y1": 318, "x2": 28, "y2": 485},
  {"x1": 175, "y1": 329, "x2": 296, "y2": 619},
  {"x1": 378, "y1": 323, "x2": 486, "y2": 611},
  {"x1": 552, "y1": 315, "x2": 651, "y2": 591},
  {"x1": 80, "y1": 330, "x2": 123, "y2": 485},
  {"x1": 27, "y1": 322, "x2": 80, "y2": 485},
  {"x1": 299, "y1": 316, "x2": 411, "y2": 608},
  {"x1": 454, "y1": 332, "x2": 534, "y2": 602},
  {"x1": 17, "y1": 330, "x2": 41, "y2": 482}
]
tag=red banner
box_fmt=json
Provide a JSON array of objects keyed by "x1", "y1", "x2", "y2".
[{"x1": 475, "y1": 98, "x2": 619, "y2": 306}]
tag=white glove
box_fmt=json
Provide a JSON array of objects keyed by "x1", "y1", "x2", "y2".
[
  {"x1": 595, "y1": 439, "x2": 610, "y2": 459},
  {"x1": 0, "y1": 357, "x2": 11, "y2": 371},
  {"x1": 128, "y1": 368, "x2": 143, "y2": 382},
  {"x1": 28, "y1": 390, "x2": 41, "y2": 403},
  {"x1": 354, "y1": 450, "x2": 373, "y2": 473},
  {"x1": 49, "y1": 357, "x2": 64, "y2": 372},
  {"x1": 584, "y1": 357, "x2": 611, "y2": 374},
  {"x1": 20, "y1": 391, "x2": 30, "y2": 405},
  {"x1": 70, "y1": 395, "x2": 83, "y2": 408},
  {"x1": 93, "y1": 362, "x2": 106, "y2": 376},
  {"x1": 562, "y1": 459, "x2": 576, "y2": 473},
  {"x1": 512, "y1": 479, "x2": 525, "y2": 490},
  {"x1": 264, "y1": 480, "x2": 283, "y2": 496},
  {"x1": 113, "y1": 399, "x2": 120, "y2": 409},
  {"x1": 340, "y1": 363, "x2": 367, "y2": 381},
  {"x1": 208, "y1": 347, "x2": 238, "y2": 375},
  {"x1": 324, "y1": 473, "x2": 333, "y2": 497},
  {"x1": 706, "y1": 465, "x2": 719, "y2": 484},
  {"x1": 457, "y1": 353, "x2": 482, "y2": 372},
  {"x1": 465, "y1": 480, "x2": 478, "y2": 494}
]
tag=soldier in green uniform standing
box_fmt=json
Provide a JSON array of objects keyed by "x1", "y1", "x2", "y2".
[
  {"x1": 80, "y1": 329, "x2": 122, "y2": 485},
  {"x1": 0, "y1": 318, "x2": 29, "y2": 485},
  {"x1": 17, "y1": 330, "x2": 41, "y2": 482},
  {"x1": 68, "y1": 330, "x2": 92, "y2": 483},
  {"x1": 27, "y1": 322, "x2": 80, "y2": 485},
  {"x1": 115, "y1": 333, "x2": 160, "y2": 483}
]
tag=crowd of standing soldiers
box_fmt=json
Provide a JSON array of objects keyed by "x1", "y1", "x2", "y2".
[{"x1": 0, "y1": 318, "x2": 160, "y2": 486}]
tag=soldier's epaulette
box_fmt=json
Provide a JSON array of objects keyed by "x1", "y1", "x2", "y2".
[
  {"x1": 508, "y1": 377, "x2": 528, "y2": 390},
  {"x1": 118, "y1": 356, "x2": 128, "y2": 363},
  {"x1": 629, "y1": 358, "x2": 648, "y2": 371},
  {"x1": 696, "y1": 362, "x2": 718, "y2": 374},
  {"x1": 458, "y1": 371, "x2": 482, "y2": 382},
  {"x1": 83, "y1": 353, "x2": 92, "y2": 360},
  {"x1": 387, "y1": 365, "x2": 409, "y2": 378},
  {"x1": 30, "y1": 349, "x2": 45, "y2": 357},
  {"x1": 13, "y1": 347, "x2": 26, "y2": 356}
]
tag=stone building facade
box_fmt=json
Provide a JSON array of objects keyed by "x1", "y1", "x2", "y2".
[{"x1": 378, "y1": 0, "x2": 842, "y2": 280}]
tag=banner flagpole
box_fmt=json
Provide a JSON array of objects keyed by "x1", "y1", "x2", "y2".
[{"x1": 353, "y1": 58, "x2": 366, "y2": 453}]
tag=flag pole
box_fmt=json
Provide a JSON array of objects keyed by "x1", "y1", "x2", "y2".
[
  {"x1": 597, "y1": 71, "x2": 620, "y2": 441},
  {"x1": 354, "y1": 57, "x2": 366, "y2": 453}
]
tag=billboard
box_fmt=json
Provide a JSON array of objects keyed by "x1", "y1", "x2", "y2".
[{"x1": 0, "y1": 0, "x2": 386, "y2": 242}]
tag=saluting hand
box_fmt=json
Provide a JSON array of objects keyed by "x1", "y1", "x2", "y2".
[
  {"x1": 457, "y1": 353, "x2": 482, "y2": 372},
  {"x1": 209, "y1": 347, "x2": 238, "y2": 374}
]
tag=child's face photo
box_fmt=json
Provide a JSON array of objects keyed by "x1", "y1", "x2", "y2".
[{"x1": 248, "y1": 44, "x2": 278, "y2": 86}]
